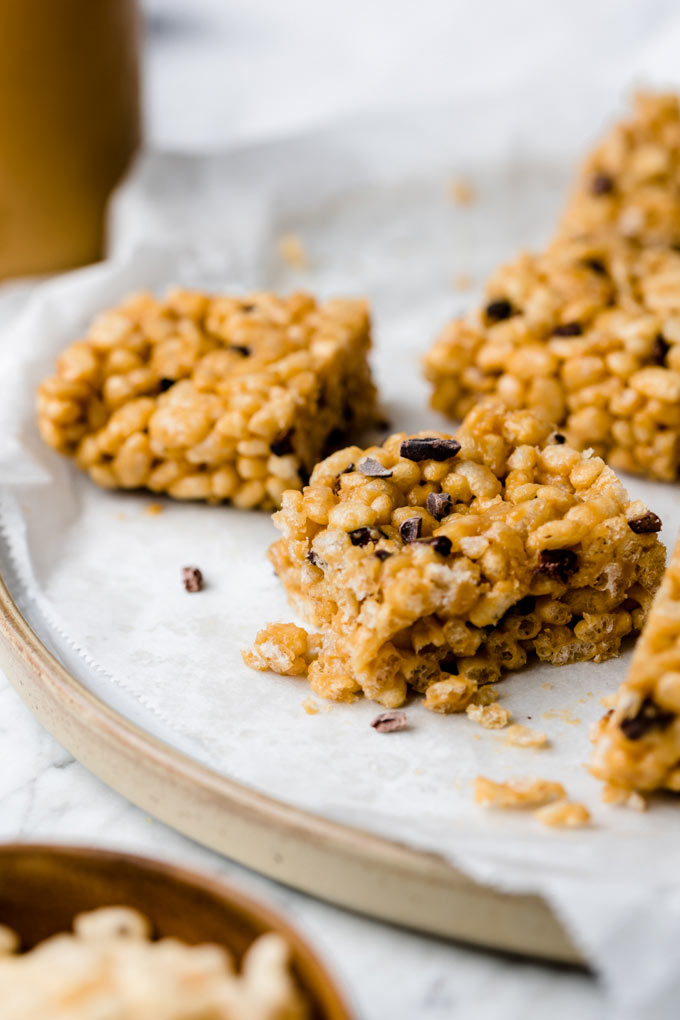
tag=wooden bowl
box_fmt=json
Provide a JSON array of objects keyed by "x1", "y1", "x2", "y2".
[{"x1": 0, "y1": 843, "x2": 354, "y2": 1020}]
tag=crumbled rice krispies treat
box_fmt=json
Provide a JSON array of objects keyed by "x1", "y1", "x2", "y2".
[
  {"x1": 255, "y1": 400, "x2": 665, "y2": 709},
  {"x1": 534, "y1": 799, "x2": 591, "y2": 827},
  {"x1": 0, "y1": 906, "x2": 308, "y2": 1019},
  {"x1": 424, "y1": 233, "x2": 680, "y2": 481},
  {"x1": 558, "y1": 92, "x2": 680, "y2": 247},
  {"x1": 474, "y1": 776, "x2": 566, "y2": 809},
  {"x1": 504, "y1": 724, "x2": 549, "y2": 749},
  {"x1": 37, "y1": 289, "x2": 377, "y2": 509},
  {"x1": 590, "y1": 532, "x2": 680, "y2": 795}
]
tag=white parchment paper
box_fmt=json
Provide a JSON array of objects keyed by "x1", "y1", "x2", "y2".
[{"x1": 1, "y1": 90, "x2": 680, "y2": 1015}]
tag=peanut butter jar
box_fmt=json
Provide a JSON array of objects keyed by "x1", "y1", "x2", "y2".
[{"x1": 0, "y1": 0, "x2": 141, "y2": 280}]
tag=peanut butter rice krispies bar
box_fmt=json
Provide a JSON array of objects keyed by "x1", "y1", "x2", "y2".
[
  {"x1": 37, "y1": 289, "x2": 377, "y2": 509},
  {"x1": 424, "y1": 233, "x2": 680, "y2": 480},
  {"x1": 559, "y1": 92, "x2": 680, "y2": 247},
  {"x1": 256, "y1": 401, "x2": 665, "y2": 709},
  {"x1": 591, "y1": 532, "x2": 680, "y2": 795}
]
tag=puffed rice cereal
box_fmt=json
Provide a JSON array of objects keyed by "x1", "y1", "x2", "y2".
[
  {"x1": 425, "y1": 92, "x2": 680, "y2": 482},
  {"x1": 591, "y1": 531, "x2": 680, "y2": 794},
  {"x1": 37, "y1": 288, "x2": 378, "y2": 510},
  {"x1": 559, "y1": 92, "x2": 680, "y2": 247},
  {"x1": 247, "y1": 400, "x2": 665, "y2": 708},
  {"x1": 0, "y1": 906, "x2": 308, "y2": 1020},
  {"x1": 425, "y1": 232, "x2": 680, "y2": 481}
]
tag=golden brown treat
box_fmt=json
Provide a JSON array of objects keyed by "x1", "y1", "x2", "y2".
[
  {"x1": 258, "y1": 401, "x2": 665, "y2": 709},
  {"x1": 590, "y1": 532, "x2": 680, "y2": 794},
  {"x1": 534, "y1": 800, "x2": 591, "y2": 827},
  {"x1": 37, "y1": 288, "x2": 377, "y2": 509},
  {"x1": 426, "y1": 92, "x2": 680, "y2": 482},
  {"x1": 425, "y1": 233, "x2": 680, "y2": 481},
  {"x1": 474, "y1": 776, "x2": 566, "y2": 808},
  {"x1": 559, "y1": 92, "x2": 680, "y2": 247},
  {"x1": 0, "y1": 906, "x2": 308, "y2": 1019}
]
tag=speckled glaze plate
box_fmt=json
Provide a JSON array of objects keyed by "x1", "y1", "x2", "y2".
[
  {"x1": 0, "y1": 564, "x2": 581, "y2": 964},
  {"x1": 1, "y1": 89, "x2": 654, "y2": 968}
]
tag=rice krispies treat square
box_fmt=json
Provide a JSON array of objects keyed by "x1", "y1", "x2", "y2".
[
  {"x1": 558, "y1": 92, "x2": 680, "y2": 247},
  {"x1": 37, "y1": 289, "x2": 377, "y2": 510},
  {"x1": 264, "y1": 400, "x2": 666, "y2": 709},
  {"x1": 424, "y1": 234, "x2": 680, "y2": 481},
  {"x1": 591, "y1": 532, "x2": 680, "y2": 794}
]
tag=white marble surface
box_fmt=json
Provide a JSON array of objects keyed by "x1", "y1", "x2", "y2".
[{"x1": 1, "y1": 1, "x2": 677, "y2": 1015}]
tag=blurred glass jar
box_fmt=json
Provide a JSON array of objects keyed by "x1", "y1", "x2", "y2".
[{"x1": 0, "y1": 0, "x2": 140, "y2": 280}]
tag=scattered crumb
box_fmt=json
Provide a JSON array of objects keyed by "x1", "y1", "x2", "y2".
[
  {"x1": 466, "y1": 702, "x2": 512, "y2": 729},
  {"x1": 448, "y1": 176, "x2": 475, "y2": 205},
  {"x1": 302, "y1": 697, "x2": 320, "y2": 715},
  {"x1": 474, "y1": 776, "x2": 566, "y2": 809},
  {"x1": 504, "y1": 724, "x2": 549, "y2": 749},
  {"x1": 470, "y1": 685, "x2": 498, "y2": 707},
  {"x1": 371, "y1": 710, "x2": 408, "y2": 733},
  {"x1": 146, "y1": 502, "x2": 164, "y2": 516},
  {"x1": 542, "y1": 707, "x2": 581, "y2": 726},
  {"x1": 541, "y1": 682, "x2": 553, "y2": 692},
  {"x1": 424, "y1": 676, "x2": 477, "y2": 713},
  {"x1": 278, "y1": 233, "x2": 309, "y2": 269},
  {"x1": 602, "y1": 784, "x2": 647, "y2": 810},
  {"x1": 181, "y1": 566, "x2": 203, "y2": 592},
  {"x1": 600, "y1": 693, "x2": 617, "y2": 709},
  {"x1": 627, "y1": 791, "x2": 647, "y2": 812},
  {"x1": 535, "y1": 799, "x2": 591, "y2": 828},
  {"x1": 242, "y1": 622, "x2": 316, "y2": 676},
  {"x1": 452, "y1": 273, "x2": 473, "y2": 291},
  {"x1": 116, "y1": 512, "x2": 127, "y2": 521}
]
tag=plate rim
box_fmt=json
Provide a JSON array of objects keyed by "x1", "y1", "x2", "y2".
[{"x1": 0, "y1": 570, "x2": 583, "y2": 966}]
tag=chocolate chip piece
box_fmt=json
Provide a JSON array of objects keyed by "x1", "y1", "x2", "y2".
[
  {"x1": 324, "y1": 426, "x2": 346, "y2": 451},
  {"x1": 552, "y1": 433, "x2": 566, "y2": 444},
  {"x1": 426, "y1": 491, "x2": 453, "y2": 520},
  {"x1": 628, "y1": 512, "x2": 662, "y2": 534},
  {"x1": 375, "y1": 549, "x2": 392, "y2": 562},
  {"x1": 371, "y1": 710, "x2": 408, "y2": 733},
  {"x1": 270, "y1": 429, "x2": 294, "y2": 457},
  {"x1": 229, "y1": 345, "x2": 251, "y2": 357},
  {"x1": 349, "y1": 527, "x2": 379, "y2": 547},
  {"x1": 306, "y1": 550, "x2": 326, "y2": 569},
  {"x1": 652, "y1": 334, "x2": 670, "y2": 366},
  {"x1": 400, "y1": 437, "x2": 461, "y2": 462},
  {"x1": 583, "y1": 257, "x2": 607, "y2": 275},
  {"x1": 182, "y1": 566, "x2": 203, "y2": 592},
  {"x1": 440, "y1": 652, "x2": 458, "y2": 675},
  {"x1": 399, "y1": 517, "x2": 422, "y2": 543},
  {"x1": 513, "y1": 595, "x2": 536, "y2": 615},
  {"x1": 590, "y1": 172, "x2": 614, "y2": 195},
  {"x1": 417, "y1": 535, "x2": 452, "y2": 557},
  {"x1": 537, "y1": 549, "x2": 579, "y2": 583},
  {"x1": 553, "y1": 322, "x2": 582, "y2": 337},
  {"x1": 159, "y1": 377, "x2": 175, "y2": 392},
  {"x1": 620, "y1": 698, "x2": 674, "y2": 741},
  {"x1": 359, "y1": 457, "x2": 393, "y2": 478},
  {"x1": 485, "y1": 298, "x2": 515, "y2": 323}
]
